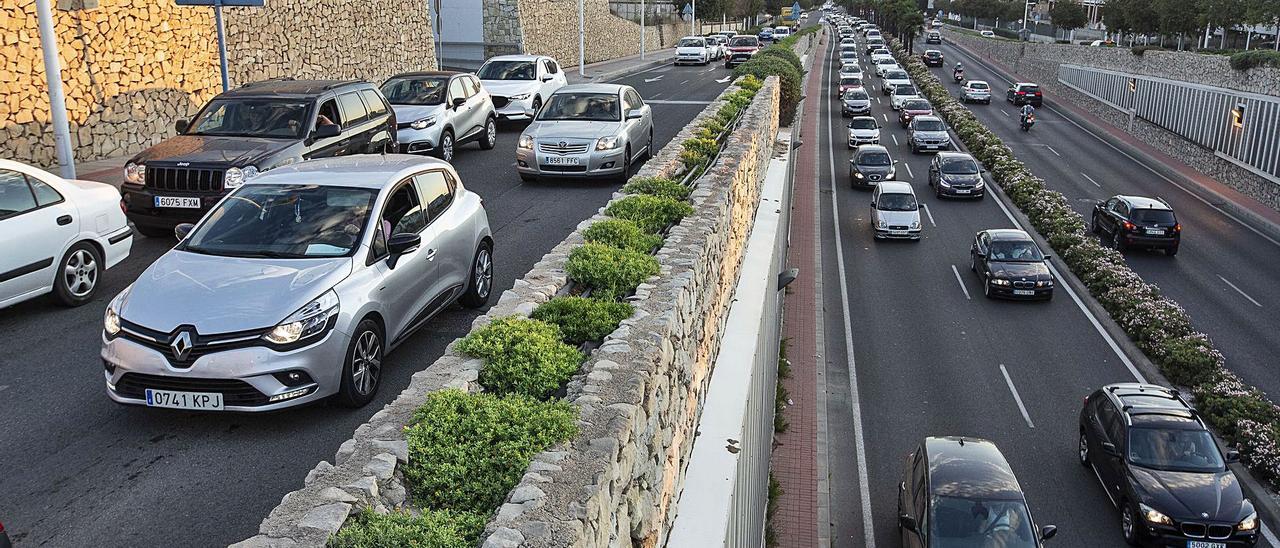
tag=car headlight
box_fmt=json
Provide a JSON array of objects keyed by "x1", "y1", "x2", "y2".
[
  {"x1": 940, "y1": 179, "x2": 952, "y2": 187},
  {"x1": 853, "y1": 172, "x2": 865, "y2": 179},
  {"x1": 510, "y1": 92, "x2": 532, "y2": 101},
  {"x1": 991, "y1": 278, "x2": 1011, "y2": 286},
  {"x1": 242, "y1": 165, "x2": 260, "y2": 180},
  {"x1": 410, "y1": 116, "x2": 438, "y2": 130},
  {"x1": 596, "y1": 136, "x2": 621, "y2": 151},
  {"x1": 877, "y1": 220, "x2": 888, "y2": 228},
  {"x1": 518, "y1": 134, "x2": 534, "y2": 150},
  {"x1": 1140, "y1": 503, "x2": 1173, "y2": 526},
  {"x1": 1239, "y1": 511, "x2": 1258, "y2": 531},
  {"x1": 887, "y1": 168, "x2": 896, "y2": 178},
  {"x1": 224, "y1": 167, "x2": 245, "y2": 189},
  {"x1": 264, "y1": 289, "x2": 340, "y2": 346},
  {"x1": 974, "y1": 180, "x2": 985, "y2": 188},
  {"x1": 1036, "y1": 280, "x2": 1054, "y2": 287},
  {"x1": 910, "y1": 220, "x2": 921, "y2": 229},
  {"x1": 103, "y1": 284, "x2": 131, "y2": 337},
  {"x1": 124, "y1": 162, "x2": 145, "y2": 184}
]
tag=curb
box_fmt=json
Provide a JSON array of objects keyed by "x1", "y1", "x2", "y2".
[
  {"x1": 941, "y1": 35, "x2": 1280, "y2": 246},
  {"x1": 585, "y1": 54, "x2": 676, "y2": 83}
]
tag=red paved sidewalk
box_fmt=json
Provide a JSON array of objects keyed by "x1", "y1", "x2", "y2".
[{"x1": 773, "y1": 31, "x2": 828, "y2": 548}]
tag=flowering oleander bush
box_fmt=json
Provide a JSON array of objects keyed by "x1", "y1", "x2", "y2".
[{"x1": 888, "y1": 37, "x2": 1280, "y2": 489}]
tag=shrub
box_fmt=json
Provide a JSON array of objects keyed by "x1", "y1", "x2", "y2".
[
  {"x1": 1230, "y1": 50, "x2": 1280, "y2": 71},
  {"x1": 1131, "y1": 46, "x2": 1163, "y2": 56},
  {"x1": 565, "y1": 243, "x2": 660, "y2": 300},
  {"x1": 622, "y1": 176, "x2": 692, "y2": 201},
  {"x1": 757, "y1": 45, "x2": 803, "y2": 72},
  {"x1": 738, "y1": 74, "x2": 763, "y2": 92},
  {"x1": 531, "y1": 296, "x2": 634, "y2": 345},
  {"x1": 683, "y1": 136, "x2": 719, "y2": 158},
  {"x1": 403, "y1": 390, "x2": 578, "y2": 514},
  {"x1": 328, "y1": 509, "x2": 486, "y2": 548},
  {"x1": 699, "y1": 117, "x2": 727, "y2": 136},
  {"x1": 992, "y1": 27, "x2": 1019, "y2": 40},
  {"x1": 456, "y1": 317, "x2": 583, "y2": 399},
  {"x1": 1157, "y1": 333, "x2": 1224, "y2": 387},
  {"x1": 583, "y1": 218, "x2": 663, "y2": 253},
  {"x1": 735, "y1": 56, "x2": 802, "y2": 123},
  {"x1": 604, "y1": 194, "x2": 694, "y2": 233}
]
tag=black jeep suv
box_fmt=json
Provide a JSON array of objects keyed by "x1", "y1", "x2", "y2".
[
  {"x1": 1079, "y1": 383, "x2": 1259, "y2": 547},
  {"x1": 122, "y1": 79, "x2": 397, "y2": 237},
  {"x1": 1092, "y1": 195, "x2": 1181, "y2": 255}
]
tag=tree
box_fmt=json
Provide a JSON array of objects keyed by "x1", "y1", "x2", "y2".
[
  {"x1": 1154, "y1": 0, "x2": 1201, "y2": 48},
  {"x1": 1049, "y1": 0, "x2": 1088, "y2": 38},
  {"x1": 1198, "y1": 0, "x2": 1247, "y2": 48}
]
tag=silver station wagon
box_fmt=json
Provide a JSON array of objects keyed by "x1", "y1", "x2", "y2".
[{"x1": 101, "y1": 155, "x2": 494, "y2": 411}]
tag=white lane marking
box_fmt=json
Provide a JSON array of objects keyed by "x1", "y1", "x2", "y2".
[
  {"x1": 903, "y1": 162, "x2": 914, "y2": 179},
  {"x1": 679, "y1": 79, "x2": 689, "y2": 85},
  {"x1": 882, "y1": 113, "x2": 888, "y2": 122},
  {"x1": 943, "y1": 41, "x2": 1280, "y2": 249},
  {"x1": 1081, "y1": 172, "x2": 1102, "y2": 188},
  {"x1": 1044, "y1": 145, "x2": 1062, "y2": 157},
  {"x1": 651, "y1": 92, "x2": 663, "y2": 99},
  {"x1": 824, "y1": 36, "x2": 877, "y2": 548},
  {"x1": 950, "y1": 264, "x2": 971, "y2": 300},
  {"x1": 999, "y1": 364, "x2": 1036, "y2": 428},
  {"x1": 891, "y1": 134, "x2": 899, "y2": 146},
  {"x1": 1263, "y1": 524, "x2": 1280, "y2": 547},
  {"x1": 716, "y1": 75, "x2": 732, "y2": 83},
  {"x1": 1218, "y1": 275, "x2": 1264, "y2": 308},
  {"x1": 875, "y1": 96, "x2": 882, "y2": 104},
  {"x1": 644, "y1": 74, "x2": 665, "y2": 82},
  {"x1": 646, "y1": 99, "x2": 715, "y2": 105},
  {"x1": 1088, "y1": 461, "x2": 1119, "y2": 507},
  {"x1": 922, "y1": 203, "x2": 937, "y2": 226},
  {"x1": 999, "y1": 109, "x2": 1010, "y2": 117}
]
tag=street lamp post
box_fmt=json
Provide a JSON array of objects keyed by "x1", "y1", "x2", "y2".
[
  {"x1": 691, "y1": 0, "x2": 696, "y2": 36},
  {"x1": 640, "y1": 0, "x2": 645, "y2": 60},
  {"x1": 579, "y1": 0, "x2": 585, "y2": 77},
  {"x1": 1021, "y1": 0, "x2": 1031, "y2": 38},
  {"x1": 34, "y1": 0, "x2": 75, "y2": 178}
]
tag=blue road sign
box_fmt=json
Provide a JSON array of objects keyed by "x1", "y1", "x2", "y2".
[{"x1": 791, "y1": 1, "x2": 802, "y2": 19}]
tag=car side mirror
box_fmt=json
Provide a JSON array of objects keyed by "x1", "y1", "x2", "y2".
[
  {"x1": 1226, "y1": 450, "x2": 1241, "y2": 463},
  {"x1": 174, "y1": 119, "x2": 189, "y2": 134},
  {"x1": 626, "y1": 109, "x2": 644, "y2": 120},
  {"x1": 313, "y1": 124, "x2": 341, "y2": 139},
  {"x1": 1043, "y1": 254, "x2": 1053, "y2": 261},
  {"x1": 1039, "y1": 525, "x2": 1058, "y2": 541},
  {"x1": 1101, "y1": 441, "x2": 1120, "y2": 457},
  {"x1": 385, "y1": 232, "x2": 421, "y2": 268},
  {"x1": 174, "y1": 223, "x2": 195, "y2": 241},
  {"x1": 870, "y1": 200, "x2": 876, "y2": 207},
  {"x1": 452, "y1": 97, "x2": 466, "y2": 108},
  {"x1": 899, "y1": 515, "x2": 918, "y2": 533}
]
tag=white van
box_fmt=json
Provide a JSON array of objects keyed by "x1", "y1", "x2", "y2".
[{"x1": 870, "y1": 181, "x2": 922, "y2": 240}]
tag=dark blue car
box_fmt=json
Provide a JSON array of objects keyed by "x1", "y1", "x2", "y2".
[{"x1": 757, "y1": 28, "x2": 774, "y2": 42}]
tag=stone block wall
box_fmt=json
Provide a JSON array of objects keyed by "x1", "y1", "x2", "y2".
[
  {"x1": 1, "y1": 0, "x2": 435, "y2": 169},
  {"x1": 487, "y1": 0, "x2": 693, "y2": 68},
  {"x1": 944, "y1": 29, "x2": 1280, "y2": 210}
]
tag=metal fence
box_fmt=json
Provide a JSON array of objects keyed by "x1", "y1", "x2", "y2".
[{"x1": 1059, "y1": 64, "x2": 1280, "y2": 183}]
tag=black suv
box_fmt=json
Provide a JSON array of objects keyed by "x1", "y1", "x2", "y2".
[
  {"x1": 1006, "y1": 83, "x2": 1043, "y2": 106},
  {"x1": 921, "y1": 49, "x2": 944, "y2": 66},
  {"x1": 1079, "y1": 383, "x2": 1258, "y2": 547},
  {"x1": 1091, "y1": 195, "x2": 1181, "y2": 255},
  {"x1": 122, "y1": 80, "x2": 397, "y2": 237}
]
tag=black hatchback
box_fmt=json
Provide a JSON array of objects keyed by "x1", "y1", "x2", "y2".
[
  {"x1": 1092, "y1": 195, "x2": 1181, "y2": 255},
  {"x1": 121, "y1": 80, "x2": 397, "y2": 237},
  {"x1": 898, "y1": 436, "x2": 1057, "y2": 548},
  {"x1": 1079, "y1": 384, "x2": 1259, "y2": 547}
]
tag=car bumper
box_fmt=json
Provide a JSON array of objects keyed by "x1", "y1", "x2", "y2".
[
  {"x1": 1011, "y1": 97, "x2": 1043, "y2": 106},
  {"x1": 122, "y1": 184, "x2": 222, "y2": 229},
  {"x1": 964, "y1": 93, "x2": 991, "y2": 102},
  {"x1": 848, "y1": 136, "x2": 879, "y2": 147},
  {"x1": 395, "y1": 125, "x2": 444, "y2": 154},
  {"x1": 874, "y1": 227, "x2": 921, "y2": 240},
  {"x1": 676, "y1": 55, "x2": 708, "y2": 64},
  {"x1": 516, "y1": 147, "x2": 627, "y2": 178},
  {"x1": 842, "y1": 104, "x2": 871, "y2": 116},
  {"x1": 849, "y1": 173, "x2": 889, "y2": 187},
  {"x1": 911, "y1": 140, "x2": 951, "y2": 151},
  {"x1": 987, "y1": 282, "x2": 1053, "y2": 299},
  {"x1": 1120, "y1": 233, "x2": 1180, "y2": 248},
  {"x1": 1140, "y1": 523, "x2": 1258, "y2": 547},
  {"x1": 924, "y1": 59, "x2": 943, "y2": 65},
  {"x1": 936, "y1": 184, "x2": 984, "y2": 197},
  {"x1": 102, "y1": 328, "x2": 349, "y2": 412},
  {"x1": 495, "y1": 97, "x2": 536, "y2": 121}
]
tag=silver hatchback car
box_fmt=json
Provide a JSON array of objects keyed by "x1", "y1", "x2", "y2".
[
  {"x1": 101, "y1": 155, "x2": 494, "y2": 411},
  {"x1": 515, "y1": 84, "x2": 654, "y2": 183}
]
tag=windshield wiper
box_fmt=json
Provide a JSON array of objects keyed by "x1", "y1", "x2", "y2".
[{"x1": 240, "y1": 250, "x2": 310, "y2": 258}]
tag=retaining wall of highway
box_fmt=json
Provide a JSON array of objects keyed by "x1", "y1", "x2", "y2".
[
  {"x1": 942, "y1": 29, "x2": 1280, "y2": 211},
  {"x1": 483, "y1": 0, "x2": 691, "y2": 65}
]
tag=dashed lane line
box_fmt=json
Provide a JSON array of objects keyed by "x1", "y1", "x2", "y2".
[
  {"x1": 999, "y1": 364, "x2": 1036, "y2": 428},
  {"x1": 950, "y1": 264, "x2": 971, "y2": 300}
]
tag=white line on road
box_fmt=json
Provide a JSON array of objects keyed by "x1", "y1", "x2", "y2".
[
  {"x1": 1044, "y1": 145, "x2": 1061, "y2": 157},
  {"x1": 1081, "y1": 172, "x2": 1102, "y2": 188},
  {"x1": 999, "y1": 364, "x2": 1035, "y2": 428},
  {"x1": 1218, "y1": 275, "x2": 1264, "y2": 308},
  {"x1": 650, "y1": 92, "x2": 663, "y2": 99},
  {"x1": 824, "y1": 38, "x2": 877, "y2": 548},
  {"x1": 875, "y1": 96, "x2": 882, "y2": 104},
  {"x1": 891, "y1": 134, "x2": 899, "y2": 146},
  {"x1": 1264, "y1": 524, "x2": 1280, "y2": 547},
  {"x1": 922, "y1": 203, "x2": 937, "y2": 226},
  {"x1": 679, "y1": 79, "x2": 689, "y2": 85},
  {"x1": 645, "y1": 99, "x2": 715, "y2": 105},
  {"x1": 999, "y1": 109, "x2": 1010, "y2": 117},
  {"x1": 882, "y1": 113, "x2": 888, "y2": 122},
  {"x1": 950, "y1": 264, "x2": 971, "y2": 300},
  {"x1": 715, "y1": 75, "x2": 732, "y2": 83},
  {"x1": 644, "y1": 74, "x2": 665, "y2": 82},
  {"x1": 903, "y1": 162, "x2": 914, "y2": 179}
]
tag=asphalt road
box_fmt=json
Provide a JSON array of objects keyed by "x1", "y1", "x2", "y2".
[
  {"x1": 0, "y1": 60, "x2": 738, "y2": 547},
  {"x1": 925, "y1": 36, "x2": 1280, "y2": 402},
  {"x1": 813, "y1": 31, "x2": 1277, "y2": 548}
]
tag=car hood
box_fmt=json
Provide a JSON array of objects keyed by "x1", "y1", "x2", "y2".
[
  {"x1": 875, "y1": 209, "x2": 919, "y2": 225},
  {"x1": 912, "y1": 130, "x2": 949, "y2": 140},
  {"x1": 120, "y1": 251, "x2": 352, "y2": 334},
  {"x1": 852, "y1": 163, "x2": 894, "y2": 176},
  {"x1": 480, "y1": 80, "x2": 539, "y2": 97},
  {"x1": 1132, "y1": 468, "x2": 1247, "y2": 523},
  {"x1": 849, "y1": 128, "x2": 879, "y2": 137},
  {"x1": 885, "y1": 78, "x2": 911, "y2": 87},
  {"x1": 130, "y1": 135, "x2": 294, "y2": 167},
  {"x1": 677, "y1": 46, "x2": 707, "y2": 54},
  {"x1": 989, "y1": 261, "x2": 1050, "y2": 279},
  {"x1": 940, "y1": 172, "x2": 982, "y2": 185},
  {"x1": 525, "y1": 120, "x2": 620, "y2": 141},
  {"x1": 843, "y1": 98, "x2": 870, "y2": 106},
  {"x1": 390, "y1": 104, "x2": 446, "y2": 124}
]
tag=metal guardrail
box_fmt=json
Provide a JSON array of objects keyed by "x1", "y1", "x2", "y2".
[{"x1": 1058, "y1": 63, "x2": 1280, "y2": 183}]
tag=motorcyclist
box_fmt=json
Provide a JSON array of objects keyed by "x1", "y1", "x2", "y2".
[
  {"x1": 953, "y1": 63, "x2": 964, "y2": 80},
  {"x1": 1020, "y1": 103, "x2": 1036, "y2": 122}
]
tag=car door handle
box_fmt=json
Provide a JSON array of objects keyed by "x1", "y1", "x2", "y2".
[
  {"x1": 425, "y1": 248, "x2": 437, "y2": 261},
  {"x1": 57, "y1": 215, "x2": 73, "y2": 226}
]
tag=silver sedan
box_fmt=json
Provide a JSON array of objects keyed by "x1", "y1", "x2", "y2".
[
  {"x1": 101, "y1": 155, "x2": 493, "y2": 411},
  {"x1": 515, "y1": 84, "x2": 655, "y2": 183}
]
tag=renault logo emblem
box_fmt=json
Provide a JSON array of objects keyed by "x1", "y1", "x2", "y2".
[{"x1": 171, "y1": 330, "x2": 194, "y2": 361}]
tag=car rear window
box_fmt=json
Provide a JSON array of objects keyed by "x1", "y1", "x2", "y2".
[
  {"x1": 968, "y1": 82, "x2": 989, "y2": 90},
  {"x1": 1132, "y1": 209, "x2": 1176, "y2": 224},
  {"x1": 896, "y1": 85, "x2": 918, "y2": 95},
  {"x1": 1020, "y1": 85, "x2": 1041, "y2": 93},
  {"x1": 730, "y1": 36, "x2": 759, "y2": 47},
  {"x1": 904, "y1": 100, "x2": 931, "y2": 110},
  {"x1": 840, "y1": 77, "x2": 863, "y2": 87}
]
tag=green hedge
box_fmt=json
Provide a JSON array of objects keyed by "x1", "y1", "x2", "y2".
[
  {"x1": 758, "y1": 45, "x2": 803, "y2": 72},
  {"x1": 1230, "y1": 50, "x2": 1280, "y2": 71},
  {"x1": 734, "y1": 55, "x2": 802, "y2": 124},
  {"x1": 328, "y1": 509, "x2": 486, "y2": 548},
  {"x1": 583, "y1": 218, "x2": 664, "y2": 254},
  {"x1": 622, "y1": 176, "x2": 692, "y2": 201},
  {"x1": 402, "y1": 390, "x2": 577, "y2": 514},
  {"x1": 565, "y1": 243, "x2": 660, "y2": 300},
  {"x1": 604, "y1": 194, "x2": 694, "y2": 234},
  {"x1": 456, "y1": 317, "x2": 583, "y2": 399},
  {"x1": 531, "y1": 296, "x2": 634, "y2": 345}
]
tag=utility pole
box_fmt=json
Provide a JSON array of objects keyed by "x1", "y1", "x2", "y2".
[
  {"x1": 691, "y1": 0, "x2": 696, "y2": 36},
  {"x1": 434, "y1": 0, "x2": 443, "y2": 68},
  {"x1": 640, "y1": 0, "x2": 646, "y2": 60},
  {"x1": 579, "y1": 0, "x2": 585, "y2": 77},
  {"x1": 34, "y1": 0, "x2": 75, "y2": 178}
]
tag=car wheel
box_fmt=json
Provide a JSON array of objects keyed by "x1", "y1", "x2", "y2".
[
  {"x1": 617, "y1": 145, "x2": 633, "y2": 183},
  {"x1": 643, "y1": 128, "x2": 654, "y2": 161},
  {"x1": 336, "y1": 318, "x2": 383, "y2": 408},
  {"x1": 1091, "y1": 213, "x2": 1102, "y2": 234},
  {"x1": 459, "y1": 241, "x2": 494, "y2": 308},
  {"x1": 479, "y1": 117, "x2": 497, "y2": 150},
  {"x1": 970, "y1": 253, "x2": 976, "y2": 272},
  {"x1": 53, "y1": 241, "x2": 101, "y2": 307},
  {"x1": 438, "y1": 129, "x2": 455, "y2": 162},
  {"x1": 530, "y1": 97, "x2": 542, "y2": 117},
  {"x1": 1079, "y1": 429, "x2": 1090, "y2": 465},
  {"x1": 1112, "y1": 231, "x2": 1126, "y2": 251},
  {"x1": 1121, "y1": 501, "x2": 1141, "y2": 546},
  {"x1": 983, "y1": 279, "x2": 993, "y2": 299},
  {"x1": 135, "y1": 225, "x2": 173, "y2": 238},
  {"x1": 1166, "y1": 246, "x2": 1178, "y2": 256}
]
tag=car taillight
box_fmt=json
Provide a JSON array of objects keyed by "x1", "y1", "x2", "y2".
[
  {"x1": 1173, "y1": 223, "x2": 1181, "y2": 232},
  {"x1": 1122, "y1": 221, "x2": 1136, "y2": 231},
  {"x1": 1017, "y1": 91, "x2": 1026, "y2": 95}
]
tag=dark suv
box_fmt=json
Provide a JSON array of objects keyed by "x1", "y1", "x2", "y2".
[
  {"x1": 1006, "y1": 83, "x2": 1043, "y2": 106},
  {"x1": 122, "y1": 80, "x2": 397, "y2": 237},
  {"x1": 1091, "y1": 195, "x2": 1180, "y2": 255},
  {"x1": 921, "y1": 49, "x2": 944, "y2": 66},
  {"x1": 1079, "y1": 383, "x2": 1258, "y2": 547}
]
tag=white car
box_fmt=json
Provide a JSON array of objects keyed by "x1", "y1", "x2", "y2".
[
  {"x1": 0, "y1": 159, "x2": 133, "y2": 309},
  {"x1": 847, "y1": 116, "x2": 881, "y2": 148},
  {"x1": 882, "y1": 70, "x2": 912, "y2": 95},
  {"x1": 706, "y1": 35, "x2": 728, "y2": 60},
  {"x1": 890, "y1": 84, "x2": 922, "y2": 110},
  {"x1": 962, "y1": 80, "x2": 992, "y2": 104},
  {"x1": 477, "y1": 55, "x2": 568, "y2": 122},
  {"x1": 873, "y1": 58, "x2": 900, "y2": 77},
  {"x1": 676, "y1": 36, "x2": 713, "y2": 65},
  {"x1": 870, "y1": 181, "x2": 922, "y2": 240},
  {"x1": 870, "y1": 48, "x2": 893, "y2": 60},
  {"x1": 981, "y1": 30, "x2": 996, "y2": 38},
  {"x1": 839, "y1": 65, "x2": 863, "y2": 79}
]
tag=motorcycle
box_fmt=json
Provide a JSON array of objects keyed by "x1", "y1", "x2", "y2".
[
  {"x1": 1020, "y1": 113, "x2": 1036, "y2": 131},
  {"x1": 953, "y1": 70, "x2": 964, "y2": 83}
]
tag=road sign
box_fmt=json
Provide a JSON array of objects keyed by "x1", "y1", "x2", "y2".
[
  {"x1": 791, "y1": 0, "x2": 802, "y2": 19},
  {"x1": 175, "y1": 0, "x2": 265, "y2": 91}
]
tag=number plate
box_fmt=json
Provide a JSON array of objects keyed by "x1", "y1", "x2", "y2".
[
  {"x1": 1187, "y1": 542, "x2": 1226, "y2": 548},
  {"x1": 145, "y1": 388, "x2": 224, "y2": 411},
  {"x1": 543, "y1": 156, "x2": 580, "y2": 166},
  {"x1": 1013, "y1": 289, "x2": 1035, "y2": 296},
  {"x1": 154, "y1": 196, "x2": 202, "y2": 209},
  {"x1": 889, "y1": 230, "x2": 907, "y2": 236},
  {"x1": 955, "y1": 189, "x2": 971, "y2": 194},
  {"x1": 1145, "y1": 228, "x2": 1164, "y2": 235}
]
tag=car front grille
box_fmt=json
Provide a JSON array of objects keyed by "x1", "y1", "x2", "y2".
[
  {"x1": 492, "y1": 96, "x2": 510, "y2": 108},
  {"x1": 145, "y1": 166, "x2": 225, "y2": 192},
  {"x1": 539, "y1": 142, "x2": 590, "y2": 155},
  {"x1": 1181, "y1": 523, "x2": 1207, "y2": 538},
  {"x1": 1012, "y1": 280, "x2": 1036, "y2": 289},
  {"x1": 888, "y1": 225, "x2": 909, "y2": 231},
  {"x1": 114, "y1": 372, "x2": 269, "y2": 407},
  {"x1": 118, "y1": 320, "x2": 267, "y2": 368},
  {"x1": 869, "y1": 174, "x2": 882, "y2": 181},
  {"x1": 540, "y1": 164, "x2": 588, "y2": 172}
]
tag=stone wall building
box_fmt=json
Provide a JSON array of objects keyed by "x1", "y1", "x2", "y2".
[
  {"x1": 1, "y1": 0, "x2": 436, "y2": 169},
  {"x1": 479, "y1": 0, "x2": 693, "y2": 65}
]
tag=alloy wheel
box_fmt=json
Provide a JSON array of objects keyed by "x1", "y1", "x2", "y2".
[
  {"x1": 64, "y1": 249, "x2": 98, "y2": 298},
  {"x1": 441, "y1": 133, "x2": 454, "y2": 162},
  {"x1": 474, "y1": 247, "x2": 493, "y2": 300},
  {"x1": 350, "y1": 330, "x2": 382, "y2": 396},
  {"x1": 485, "y1": 119, "x2": 497, "y2": 148},
  {"x1": 1121, "y1": 505, "x2": 1135, "y2": 541},
  {"x1": 1078, "y1": 432, "x2": 1089, "y2": 464}
]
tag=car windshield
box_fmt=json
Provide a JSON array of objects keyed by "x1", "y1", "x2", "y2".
[
  {"x1": 842, "y1": 51, "x2": 857, "y2": 58},
  {"x1": 183, "y1": 184, "x2": 376, "y2": 258},
  {"x1": 904, "y1": 100, "x2": 931, "y2": 110},
  {"x1": 914, "y1": 119, "x2": 945, "y2": 131},
  {"x1": 1128, "y1": 427, "x2": 1225, "y2": 473},
  {"x1": 896, "y1": 85, "x2": 919, "y2": 95},
  {"x1": 477, "y1": 60, "x2": 535, "y2": 80},
  {"x1": 840, "y1": 77, "x2": 863, "y2": 87},
  {"x1": 930, "y1": 496, "x2": 1038, "y2": 548},
  {"x1": 1132, "y1": 209, "x2": 1177, "y2": 224},
  {"x1": 941, "y1": 157, "x2": 980, "y2": 174},
  {"x1": 844, "y1": 90, "x2": 869, "y2": 101},
  {"x1": 927, "y1": 51, "x2": 941, "y2": 57},
  {"x1": 887, "y1": 71, "x2": 908, "y2": 80},
  {"x1": 850, "y1": 118, "x2": 877, "y2": 130},
  {"x1": 730, "y1": 36, "x2": 758, "y2": 47},
  {"x1": 537, "y1": 93, "x2": 620, "y2": 122},
  {"x1": 186, "y1": 99, "x2": 311, "y2": 139},
  {"x1": 380, "y1": 76, "x2": 448, "y2": 106},
  {"x1": 859, "y1": 151, "x2": 892, "y2": 166},
  {"x1": 876, "y1": 58, "x2": 894, "y2": 64},
  {"x1": 877, "y1": 192, "x2": 917, "y2": 211},
  {"x1": 679, "y1": 38, "x2": 705, "y2": 47},
  {"x1": 989, "y1": 240, "x2": 1044, "y2": 262},
  {"x1": 969, "y1": 82, "x2": 990, "y2": 90}
]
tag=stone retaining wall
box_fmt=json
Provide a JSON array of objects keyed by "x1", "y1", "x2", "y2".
[
  {"x1": 1, "y1": 0, "x2": 435, "y2": 168},
  {"x1": 484, "y1": 0, "x2": 691, "y2": 66},
  {"x1": 944, "y1": 29, "x2": 1280, "y2": 210}
]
